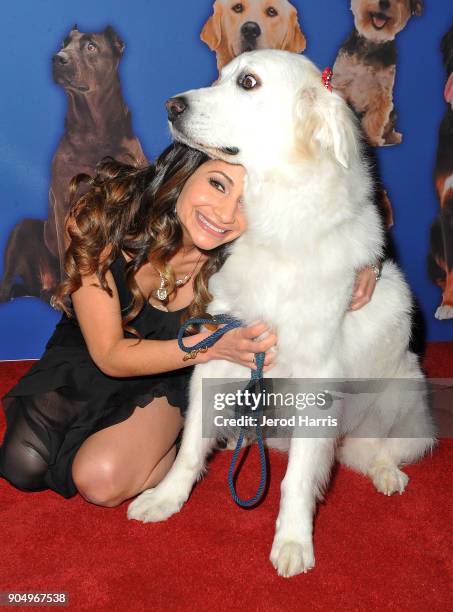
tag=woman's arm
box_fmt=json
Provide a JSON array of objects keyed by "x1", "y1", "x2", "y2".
[{"x1": 71, "y1": 269, "x2": 277, "y2": 377}]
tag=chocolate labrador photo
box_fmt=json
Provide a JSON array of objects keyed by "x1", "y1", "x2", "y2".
[{"x1": 0, "y1": 25, "x2": 147, "y2": 303}]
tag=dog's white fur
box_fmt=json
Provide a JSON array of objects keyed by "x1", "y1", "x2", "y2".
[{"x1": 127, "y1": 50, "x2": 436, "y2": 577}]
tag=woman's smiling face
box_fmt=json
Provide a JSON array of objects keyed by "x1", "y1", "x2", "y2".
[{"x1": 175, "y1": 159, "x2": 247, "y2": 250}]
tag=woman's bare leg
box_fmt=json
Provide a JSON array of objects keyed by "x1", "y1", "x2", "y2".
[{"x1": 71, "y1": 396, "x2": 184, "y2": 507}]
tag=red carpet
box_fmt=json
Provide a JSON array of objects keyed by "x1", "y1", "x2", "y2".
[{"x1": 1, "y1": 344, "x2": 452, "y2": 611}]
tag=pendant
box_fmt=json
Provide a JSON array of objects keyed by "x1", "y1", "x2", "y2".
[
  {"x1": 154, "y1": 276, "x2": 168, "y2": 301},
  {"x1": 156, "y1": 287, "x2": 168, "y2": 301}
]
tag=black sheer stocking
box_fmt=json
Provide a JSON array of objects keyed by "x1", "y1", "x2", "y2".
[{"x1": 0, "y1": 398, "x2": 52, "y2": 492}]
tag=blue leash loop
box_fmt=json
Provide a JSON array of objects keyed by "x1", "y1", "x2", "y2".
[{"x1": 178, "y1": 315, "x2": 267, "y2": 508}]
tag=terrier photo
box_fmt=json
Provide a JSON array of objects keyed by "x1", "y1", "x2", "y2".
[{"x1": 332, "y1": 0, "x2": 424, "y2": 147}]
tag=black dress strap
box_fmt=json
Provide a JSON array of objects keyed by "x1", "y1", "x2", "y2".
[{"x1": 109, "y1": 254, "x2": 134, "y2": 314}]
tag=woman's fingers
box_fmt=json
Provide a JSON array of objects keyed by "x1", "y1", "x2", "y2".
[
  {"x1": 245, "y1": 347, "x2": 277, "y2": 371},
  {"x1": 265, "y1": 350, "x2": 276, "y2": 363},
  {"x1": 243, "y1": 321, "x2": 269, "y2": 339},
  {"x1": 243, "y1": 333, "x2": 277, "y2": 354},
  {"x1": 349, "y1": 296, "x2": 370, "y2": 310},
  {"x1": 260, "y1": 332, "x2": 277, "y2": 352},
  {"x1": 348, "y1": 266, "x2": 376, "y2": 311},
  {"x1": 210, "y1": 320, "x2": 278, "y2": 369}
]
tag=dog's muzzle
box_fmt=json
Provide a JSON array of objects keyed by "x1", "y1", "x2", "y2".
[
  {"x1": 241, "y1": 21, "x2": 261, "y2": 52},
  {"x1": 241, "y1": 21, "x2": 261, "y2": 42},
  {"x1": 52, "y1": 52, "x2": 69, "y2": 66},
  {"x1": 166, "y1": 96, "x2": 239, "y2": 157},
  {"x1": 166, "y1": 96, "x2": 188, "y2": 123}
]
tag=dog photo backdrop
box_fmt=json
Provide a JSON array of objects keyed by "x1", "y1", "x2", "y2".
[{"x1": 0, "y1": 0, "x2": 452, "y2": 358}]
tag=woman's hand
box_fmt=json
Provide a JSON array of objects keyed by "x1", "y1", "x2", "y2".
[
  {"x1": 207, "y1": 320, "x2": 278, "y2": 372},
  {"x1": 348, "y1": 264, "x2": 380, "y2": 311}
]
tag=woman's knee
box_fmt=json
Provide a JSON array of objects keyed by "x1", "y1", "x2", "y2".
[
  {"x1": 72, "y1": 453, "x2": 125, "y2": 507},
  {"x1": 0, "y1": 437, "x2": 48, "y2": 492},
  {"x1": 0, "y1": 400, "x2": 51, "y2": 492}
]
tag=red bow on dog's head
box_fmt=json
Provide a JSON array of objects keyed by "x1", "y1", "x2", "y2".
[{"x1": 321, "y1": 67, "x2": 333, "y2": 92}]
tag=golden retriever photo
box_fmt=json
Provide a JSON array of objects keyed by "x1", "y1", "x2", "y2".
[{"x1": 200, "y1": 0, "x2": 306, "y2": 71}]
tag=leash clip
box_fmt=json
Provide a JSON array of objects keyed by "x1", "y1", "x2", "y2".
[{"x1": 182, "y1": 346, "x2": 208, "y2": 361}]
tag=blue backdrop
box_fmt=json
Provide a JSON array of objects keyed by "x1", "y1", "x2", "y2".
[{"x1": 1, "y1": 0, "x2": 452, "y2": 359}]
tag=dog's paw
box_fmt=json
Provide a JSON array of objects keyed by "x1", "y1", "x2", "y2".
[
  {"x1": 127, "y1": 487, "x2": 185, "y2": 523},
  {"x1": 369, "y1": 463, "x2": 409, "y2": 496},
  {"x1": 435, "y1": 305, "x2": 453, "y2": 320},
  {"x1": 270, "y1": 539, "x2": 315, "y2": 578},
  {"x1": 226, "y1": 435, "x2": 253, "y2": 450},
  {"x1": 383, "y1": 131, "x2": 402, "y2": 146}
]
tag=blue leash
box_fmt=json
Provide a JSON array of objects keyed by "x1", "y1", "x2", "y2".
[{"x1": 177, "y1": 315, "x2": 267, "y2": 508}]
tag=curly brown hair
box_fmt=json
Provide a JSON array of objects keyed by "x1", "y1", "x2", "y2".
[{"x1": 52, "y1": 142, "x2": 232, "y2": 338}]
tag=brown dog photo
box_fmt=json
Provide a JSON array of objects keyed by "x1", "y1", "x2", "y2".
[
  {"x1": 332, "y1": 0, "x2": 423, "y2": 147},
  {"x1": 0, "y1": 25, "x2": 147, "y2": 303},
  {"x1": 428, "y1": 23, "x2": 453, "y2": 320},
  {"x1": 201, "y1": 0, "x2": 306, "y2": 72}
]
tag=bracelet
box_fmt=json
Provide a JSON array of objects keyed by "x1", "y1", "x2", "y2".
[
  {"x1": 370, "y1": 261, "x2": 383, "y2": 281},
  {"x1": 182, "y1": 346, "x2": 209, "y2": 361}
]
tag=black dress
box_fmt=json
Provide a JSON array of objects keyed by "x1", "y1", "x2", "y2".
[{"x1": 0, "y1": 253, "x2": 194, "y2": 499}]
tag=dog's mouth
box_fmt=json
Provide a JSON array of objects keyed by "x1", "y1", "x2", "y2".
[
  {"x1": 170, "y1": 124, "x2": 240, "y2": 159},
  {"x1": 219, "y1": 146, "x2": 240, "y2": 155},
  {"x1": 241, "y1": 41, "x2": 257, "y2": 53},
  {"x1": 369, "y1": 12, "x2": 390, "y2": 30},
  {"x1": 53, "y1": 72, "x2": 89, "y2": 92},
  {"x1": 191, "y1": 140, "x2": 240, "y2": 158},
  {"x1": 194, "y1": 141, "x2": 240, "y2": 159}
]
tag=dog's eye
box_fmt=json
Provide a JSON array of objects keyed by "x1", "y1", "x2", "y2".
[
  {"x1": 266, "y1": 6, "x2": 278, "y2": 17},
  {"x1": 86, "y1": 41, "x2": 97, "y2": 52},
  {"x1": 232, "y1": 3, "x2": 244, "y2": 13},
  {"x1": 238, "y1": 74, "x2": 259, "y2": 90}
]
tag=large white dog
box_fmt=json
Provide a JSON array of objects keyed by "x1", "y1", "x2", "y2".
[{"x1": 128, "y1": 50, "x2": 436, "y2": 577}]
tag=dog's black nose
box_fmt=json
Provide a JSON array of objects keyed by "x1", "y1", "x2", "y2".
[
  {"x1": 52, "y1": 53, "x2": 69, "y2": 65},
  {"x1": 379, "y1": 0, "x2": 390, "y2": 10},
  {"x1": 166, "y1": 97, "x2": 188, "y2": 122},
  {"x1": 241, "y1": 21, "x2": 261, "y2": 40}
]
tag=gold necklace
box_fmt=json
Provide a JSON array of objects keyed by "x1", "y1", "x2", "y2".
[{"x1": 152, "y1": 251, "x2": 203, "y2": 301}]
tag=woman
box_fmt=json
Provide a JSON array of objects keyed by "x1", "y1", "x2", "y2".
[{"x1": 0, "y1": 142, "x2": 379, "y2": 506}]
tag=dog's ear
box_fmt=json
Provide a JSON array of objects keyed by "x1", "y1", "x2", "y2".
[
  {"x1": 200, "y1": 1, "x2": 223, "y2": 51},
  {"x1": 104, "y1": 25, "x2": 125, "y2": 56},
  {"x1": 294, "y1": 86, "x2": 358, "y2": 169},
  {"x1": 282, "y1": 7, "x2": 306, "y2": 53},
  {"x1": 410, "y1": 0, "x2": 423, "y2": 16}
]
